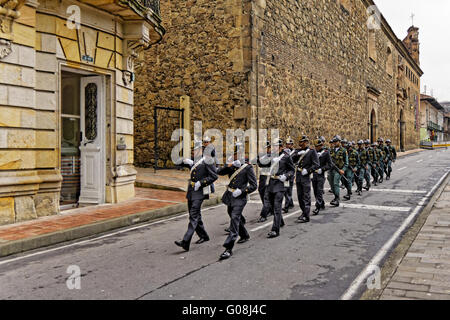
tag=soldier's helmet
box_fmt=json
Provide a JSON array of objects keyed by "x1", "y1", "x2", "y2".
[
  {"x1": 272, "y1": 138, "x2": 283, "y2": 147},
  {"x1": 298, "y1": 135, "x2": 309, "y2": 143},
  {"x1": 342, "y1": 138, "x2": 348, "y2": 145},
  {"x1": 320, "y1": 136, "x2": 326, "y2": 143},
  {"x1": 203, "y1": 136, "x2": 211, "y2": 143},
  {"x1": 358, "y1": 140, "x2": 364, "y2": 145},
  {"x1": 333, "y1": 135, "x2": 342, "y2": 142},
  {"x1": 386, "y1": 139, "x2": 392, "y2": 144},
  {"x1": 377, "y1": 137, "x2": 384, "y2": 143},
  {"x1": 372, "y1": 142, "x2": 378, "y2": 147},
  {"x1": 286, "y1": 137, "x2": 294, "y2": 145},
  {"x1": 314, "y1": 137, "x2": 324, "y2": 146},
  {"x1": 364, "y1": 139, "x2": 371, "y2": 145},
  {"x1": 351, "y1": 141, "x2": 356, "y2": 145}
]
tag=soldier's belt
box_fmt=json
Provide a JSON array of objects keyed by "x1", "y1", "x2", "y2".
[
  {"x1": 188, "y1": 179, "x2": 196, "y2": 187},
  {"x1": 227, "y1": 187, "x2": 237, "y2": 193},
  {"x1": 260, "y1": 173, "x2": 270, "y2": 176},
  {"x1": 270, "y1": 175, "x2": 281, "y2": 180}
]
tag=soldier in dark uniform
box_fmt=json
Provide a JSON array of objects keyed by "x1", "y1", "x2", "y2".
[
  {"x1": 366, "y1": 140, "x2": 379, "y2": 186},
  {"x1": 174, "y1": 142, "x2": 218, "y2": 252},
  {"x1": 327, "y1": 138, "x2": 335, "y2": 194},
  {"x1": 385, "y1": 139, "x2": 397, "y2": 180},
  {"x1": 291, "y1": 136, "x2": 320, "y2": 223},
  {"x1": 203, "y1": 136, "x2": 217, "y2": 194},
  {"x1": 217, "y1": 143, "x2": 257, "y2": 260},
  {"x1": 356, "y1": 140, "x2": 369, "y2": 194},
  {"x1": 343, "y1": 141, "x2": 360, "y2": 201},
  {"x1": 363, "y1": 140, "x2": 373, "y2": 190},
  {"x1": 376, "y1": 138, "x2": 386, "y2": 183},
  {"x1": 256, "y1": 141, "x2": 272, "y2": 223},
  {"x1": 312, "y1": 137, "x2": 332, "y2": 215},
  {"x1": 329, "y1": 136, "x2": 348, "y2": 207},
  {"x1": 283, "y1": 137, "x2": 296, "y2": 213},
  {"x1": 266, "y1": 139, "x2": 295, "y2": 238}
]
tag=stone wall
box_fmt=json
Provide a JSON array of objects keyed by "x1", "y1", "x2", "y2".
[
  {"x1": 134, "y1": 0, "x2": 422, "y2": 168},
  {"x1": 254, "y1": 0, "x2": 421, "y2": 150},
  {"x1": 134, "y1": 0, "x2": 252, "y2": 167}
]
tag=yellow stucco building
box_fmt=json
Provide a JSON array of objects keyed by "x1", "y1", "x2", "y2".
[{"x1": 0, "y1": 0, "x2": 164, "y2": 224}]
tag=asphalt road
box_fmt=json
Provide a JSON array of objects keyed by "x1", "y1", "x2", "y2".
[{"x1": 0, "y1": 148, "x2": 449, "y2": 300}]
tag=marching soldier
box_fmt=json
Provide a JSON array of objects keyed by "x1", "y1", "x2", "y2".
[
  {"x1": 292, "y1": 136, "x2": 320, "y2": 223},
  {"x1": 217, "y1": 143, "x2": 257, "y2": 260},
  {"x1": 174, "y1": 142, "x2": 218, "y2": 252},
  {"x1": 312, "y1": 137, "x2": 332, "y2": 215},
  {"x1": 385, "y1": 139, "x2": 397, "y2": 180},
  {"x1": 357, "y1": 140, "x2": 370, "y2": 194},
  {"x1": 266, "y1": 139, "x2": 295, "y2": 238},
  {"x1": 366, "y1": 140, "x2": 379, "y2": 186},
  {"x1": 283, "y1": 137, "x2": 296, "y2": 213},
  {"x1": 256, "y1": 142, "x2": 273, "y2": 223},
  {"x1": 376, "y1": 138, "x2": 386, "y2": 183},
  {"x1": 203, "y1": 136, "x2": 217, "y2": 194},
  {"x1": 328, "y1": 138, "x2": 335, "y2": 194},
  {"x1": 343, "y1": 141, "x2": 360, "y2": 201},
  {"x1": 329, "y1": 136, "x2": 348, "y2": 207}
]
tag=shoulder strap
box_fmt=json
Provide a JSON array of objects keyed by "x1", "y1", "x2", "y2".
[
  {"x1": 229, "y1": 164, "x2": 249, "y2": 185},
  {"x1": 190, "y1": 158, "x2": 205, "y2": 173}
]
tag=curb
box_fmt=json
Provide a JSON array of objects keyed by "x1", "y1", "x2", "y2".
[
  {"x1": 0, "y1": 196, "x2": 222, "y2": 258},
  {"x1": 360, "y1": 171, "x2": 450, "y2": 300},
  {"x1": 135, "y1": 180, "x2": 185, "y2": 192}
]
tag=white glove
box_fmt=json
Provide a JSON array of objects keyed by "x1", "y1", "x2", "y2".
[
  {"x1": 232, "y1": 188, "x2": 242, "y2": 198},
  {"x1": 279, "y1": 174, "x2": 287, "y2": 182},
  {"x1": 183, "y1": 159, "x2": 194, "y2": 166},
  {"x1": 298, "y1": 150, "x2": 306, "y2": 156},
  {"x1": 301, "y1": 169, "x2": 308, "y2": 176},
  {"x1": 194, "y1": 181, "x2": 201, "y2": 191},
  {"x1": 232, "y1": 160, "x2": 242, "y2": 168},
  {"x1": 317, "y1": 168, "x2": 323, "y2": 175}
]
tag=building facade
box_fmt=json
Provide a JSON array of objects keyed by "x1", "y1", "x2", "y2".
[
  {"x1": 135, "y1": 0, "x2": 423, "y2": 167},
  {"x1": 420, "y1": 95, "x2": 445, "y2": 142},
  {"x1": 0, "y1": 0, "x2": 164, "y2": 225}
]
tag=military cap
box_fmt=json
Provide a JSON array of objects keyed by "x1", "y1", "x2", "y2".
[
  {"x1": 342, "y1": 138, "x2": 348, "y2": 145},
  {"x1": 372, "y1": 142, "x2": 378, "y2": 147},
  {"x1": 386, "y1": 139, "x2": 391, "y2": 143},
  {"x1": 286, "y1": 137, "x2": 294, "y2": 144},
  {"x1": 203, "y1": 136, "x2": 211, "y2": 142},
  {"x1": 364, "y1": 139, "x2": 371, "y2": 144},
  {"x1": 320, "y1": 136, "x2": 326, "y2": 143},
  {"x1": 333, "y1": 135, "x2": 342, "y2": 142},
  {"x1": 377, "y1": 137, "x2": 384, "y2": 143},
  {"x1": 314, "y1": 137, "x2": 324, "y2": 146},
  {"x1": 298, "y1": 135, "x2": 309, "y2": 142},
  {"x1": 272, "y1": 138, "x2": 283, "y2": 147},
  {"x1": 357, "y1": 140, "x2": 364, "y2": 145}
]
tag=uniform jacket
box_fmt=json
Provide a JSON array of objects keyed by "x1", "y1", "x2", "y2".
[
  {"x1": 181, "y1": 158, "x2": 218, "y2": 201},
  {"x1": 292, "y1": 147, "x2": 320, "y2": 180},
  {"x1": 217, "y1": 162, "x2": 257, "y2": 207},
  {"x1": 267, "y1": 151, "x2": 295, "y2": 193},
  {"x1": 376, "y1": 146, "x2": 385, "y2": 163},
  {"x1": 386, "y1": 145, "x2": 397, "y2": 161},
  {"x1": 256, "y1": 154, "x2": 272, "y2": 185},
  {"x1": 358, "y1": 148, "x2": 369, "y2": 167},
  {"x1": 347, "y1": 148, "x2": 360, "y2": 170},
  {"x1": 314, "y1": 147, "x2": 332, "y2": 176},
  {"x1": 367, "y1": 147, "x2": 378, "y2": 165},
  {"x1": 330, "y1": 147, "x2": 349, "y2": 171}
]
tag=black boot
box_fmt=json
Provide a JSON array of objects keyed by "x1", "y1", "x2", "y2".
[
  {"x1": 330, "y1": 198, "x2": 340, "y2": 207},
  {"x1": 344, "y1": 194, "x2": 351, "y2": 201},
  {"x1": 175, "y1": 240, "x2": 190, "y2": 252},
  {"x1": 219, "y1": 249, "x2": 232, "y2": 260},
  {"x1": 312, "y1": 207, "x2": 320, "y2": 216}
]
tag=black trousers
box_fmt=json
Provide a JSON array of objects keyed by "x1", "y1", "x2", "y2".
[
  {"x1": 269, "y1": 191, "x2": 285, "y2": 234},
  {"x1": 312, "y1": 174, "x2": 325, "y2": 209},
  {"x1": 223, "y1": 205, "x2": 249, "y2": 250},
  {"x1": 283, "y1": 180, "x2": 294, "y2": 209},
  {"x1": 183, "y1": 199, "x2": 209, "y2": 244},
  {"x1": 259, "y1": 179, "x2": 272, "y2": 218},
  {"x1": 296, "y1": 176, "x2": 312, "y2": 218}
]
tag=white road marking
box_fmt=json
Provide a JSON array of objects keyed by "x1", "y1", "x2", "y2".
[
  {"x1": 340, "y1": 203, "x2": 410, "y2": 212},
  {"x1": 0, "y1": 205, "x2": 225, "y2": 266},
  {"x1": 416, "y1": 159, "x2": 423, "y2": 163},
  {"x1": 250, "y1": 210, "x2": 302, "y2": 232},
  {"x1": 398, "y1": 167, "x2": 407, "y2": 171},
  {"x1": 368, "y1": 189, "x2": 427, "y2": 194},
  {"x1": 341, "y1": 170, "x2": 450, "y2": 300}
]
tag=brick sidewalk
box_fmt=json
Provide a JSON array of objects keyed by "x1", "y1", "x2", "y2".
[
  {"x1": 380, "y1": 181, "x2": 450, "y2": 300},
  {"x1": 0, "y1": 188, "x2": 186, "y2": 243}
]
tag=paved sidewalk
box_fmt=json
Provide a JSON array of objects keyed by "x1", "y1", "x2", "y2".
[{"x1": 380, "y1": 180, "x2": 450, "y2": 300}]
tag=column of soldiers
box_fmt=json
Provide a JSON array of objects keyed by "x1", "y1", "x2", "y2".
[{"x1": 174, "y1": 135, "x2": 397, "y2": 260}]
